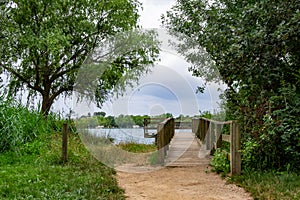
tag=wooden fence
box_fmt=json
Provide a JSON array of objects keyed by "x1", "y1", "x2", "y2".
[
  {"x1": 156, "y1": 118, "x2": 175, "y2": 165},
  {"x1": 143, "y1": 118, "x2": 165, "y2": 138},
  {"x1": 192, "y1": 117, "x2": 241, "y2": 175},
  {"x1": 143, "y1": 118, "x2": 191, "y2": 138}
]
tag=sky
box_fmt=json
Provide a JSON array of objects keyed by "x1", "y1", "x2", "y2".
[{"x1": 71, "y1": 0, "x2": 226, "y2": 118}]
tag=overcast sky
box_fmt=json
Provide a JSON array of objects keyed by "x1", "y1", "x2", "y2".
[{"x1": 71, "y1": 0, "x2": 226, "y2": 118}]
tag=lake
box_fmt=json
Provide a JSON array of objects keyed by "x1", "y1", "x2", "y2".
[
  {"x1": 87, "y1": 128, "x2": 155, "y2": 144},
  {"x1": 87, "y1": 128, "x2": 192, "y2": 144}
]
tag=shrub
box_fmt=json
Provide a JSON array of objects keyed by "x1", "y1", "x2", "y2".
[
  {"x1": 210, "y1": 148, "x2": 230, "y2": 174},
  {"x1": 241, "y1": 84, "x2": 300, "y2": 171}
]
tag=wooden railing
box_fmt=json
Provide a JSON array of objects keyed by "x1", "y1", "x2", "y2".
[
  {"x1": 143, "y1": 118, "x2": 192, "y2": 138},
  {"x1": 174, "y1": 121, "x2": 192, "y2": 129},
  {"x1": 143, "y1": 118, "x2": 165, "y2": 138},
  {"x1": 192, "y1": 117, "x2": 241, "y2": 175},
  {"x1": 156, "y1": 118, "x2": 175, "y2": 165}
]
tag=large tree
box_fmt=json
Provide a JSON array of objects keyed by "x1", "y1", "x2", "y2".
[
  {"x1": 0, "y1": 0, "x2": 159, "y2": 115},
  {"x1": 163, "y1": 0, "x2": 300, "y2": 170}
]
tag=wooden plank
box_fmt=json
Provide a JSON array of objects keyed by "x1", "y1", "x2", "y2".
[
  {"x1": 165, "y1": 132, "x2": 210, "y2": 167},
  {"x1": 222, "y1": 134, "x2": 231, "y2": 142}
]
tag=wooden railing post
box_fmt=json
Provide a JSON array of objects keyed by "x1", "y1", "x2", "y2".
[
  {"x1": 194, "y1": 117, "x2": 241, "y2": 175},
  {"x1": 230, "y1": 121, "x2": 241, "y2": 175},
  {"x1": 62, "y1": 123, "x2": 68, "y2": 163},
  {"x1": 170, "y1": 118, "x2": 175, "y2": 139},
  {"x1": 157, "y1": 123, "x2": 164, "y2": 165},
  {"x1": 156, "y1": 118, "x2": 175, "y2": 166},
  {"x1": 206, "y1": 120, "x2": 211, "y2": 150},
  {"x1": 192, "y1": 118, "x2": 200, "y2": 138},
  {"x1": 216, "y1": 124, "x2": 222, "y2": 149}
]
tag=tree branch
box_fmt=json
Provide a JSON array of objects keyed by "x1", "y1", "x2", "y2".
[
  {"x1": 1, "y1": 65, "x2": 43, "y2": 93},
  {"x1": 50, "y1": 84, "x2": 73, "y2": 103}
]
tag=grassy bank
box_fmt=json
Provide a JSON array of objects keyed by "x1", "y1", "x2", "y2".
[
  {"x1": 228, "y1": 170, "x2": 300, "y2": 200},
  {"x1": 0, "y1": 133, "x2": 125, "y2": 199},
  {"x1": 211, "y1": 147, "x2": 300, "y2": 199},
  {"x1": 118, "y1": 142, "x2": 157, "y2": 153}
]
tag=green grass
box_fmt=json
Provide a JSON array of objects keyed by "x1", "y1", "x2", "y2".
[
  {"x1": 117, "y1": 142, "x2": 157, "y2": 153},
  {"x1": 0, "y1": 133, "x2": 125, "y2": 200},
  {"x1": 118, "y1": 142, "x2": 159, "y2": 165},
  {"x1": 229, "y1": 170, "x2": 300, "y2": 200}
]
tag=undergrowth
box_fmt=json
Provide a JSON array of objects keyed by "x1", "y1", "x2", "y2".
[
  {"x1": 117, "y1": 142, "x2": 157, "y2": 153},
  {"x1": 229, "y1": 170, "x2": 300, "y2": 200},
  {"x1": 0, "y1": 98, "x2": 124, "y2": 199},
  {"x1": 0, "y1": 133, "x2": 125, "y2": 199}
]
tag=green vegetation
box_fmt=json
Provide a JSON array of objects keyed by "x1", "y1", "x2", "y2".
[
  {"x1": 0, "y1": 0, "x2": 159, "y2": 115},
  {"x1": 164, "y1": 0, "x2": 300, "y2": 173},
  {"x1": 1, "y1": 0, "x2": 300, "y2": 198},
  {"x1": 0, "y1": 99, "x2": 124, "y2": 199},
  {"x1": 118, "y1": 142, "x2": 157, "y2": 153},
  {"x1": 0, "y1": 134, "x2": 124, "y2": 199},
  {"x1": 164, "y1": 1, "x2": 300, "y2": 198},
  {"x1": 117, "y1": 143, "x2": 159, "y2": 165},
  {"x1": 76, "y1": 114, "x2": 150, "y2": 128},
  {"x1": 76, "y1": 112, "x2": 196, "y2": 129},
  {"x1": 164, "y1": 2, "x2": 300, "y2": 198},
  {"x1": 230, "y1": 171, "x2": 300, "y2": 200},
  {"x1": 210, "y1": 148, "x2": 230, "y2": 175}
]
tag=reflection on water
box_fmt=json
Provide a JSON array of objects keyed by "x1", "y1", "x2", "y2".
[{"x1": 87, "y1": 128, "x2": 155, "y2": 144}]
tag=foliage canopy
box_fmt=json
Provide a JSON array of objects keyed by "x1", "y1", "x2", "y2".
[
  {"x1": 0, "y1": 0, "x2": 159, "y2": 115},
  {"x1": 163, "y1": 0, "x2": 300, "y2": 170}
]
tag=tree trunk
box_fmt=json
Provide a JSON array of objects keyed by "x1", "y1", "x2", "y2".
[{"x1": 41, "y1": 95, "x2": 53, "y2": 117}]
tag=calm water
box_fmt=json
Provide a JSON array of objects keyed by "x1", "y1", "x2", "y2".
[
  {"x1": 87, "y1": 128, "x2": 192, "y2": 144},
  {"x1": 87, "y1": 128, "x2": 155, "y2": 144}
]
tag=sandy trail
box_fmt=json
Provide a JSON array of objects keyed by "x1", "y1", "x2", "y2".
[{"x1": 116, "y1": 165, "x2": 253, "y2": 200}]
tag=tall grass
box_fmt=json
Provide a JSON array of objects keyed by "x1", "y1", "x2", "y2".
[
  {"x1": 229, "y1": 170, "x2": 300, "y2": 200},
  {"x1": 0, "y1": 97, "x2": 125, "y2": 199},
  {"x1": 0, "y1": 97, "x2": 61, "y2": 154}
]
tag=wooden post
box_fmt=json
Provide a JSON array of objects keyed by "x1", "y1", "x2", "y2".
[
  {"x1": 200, "y1": 119, "x2": 206, "y2": 143},
  {"x1": 199, "y1": 119, "x2": 203, "y2": 141},
  {"x1": 192, "y1": 118, "x2": 200, "y2": 138},
  {"x1": 206, "y1": 121, "x2": 211, "y2": 150},
  {"x1": 157, "y1": 123, "x2": 165, "y2": 165},
  {"x1": 156, "y1": 118, "x2": 175, "y2": 166},
  {"x1": 143, "y1": 118, "x2": 148, "y2": 137},
  {"x1": 62, "y1": 123, "x2": 68, "y2": 163},
  {"x1": 164, "y1": 122, "x2": 168, "y2": 154},
  {"x1": 170, "y1": 118, "x2": 175, "y2": 139},
  {"x1": 230, "y1": 121, "x2": 241, "y2": 175},
  {"x1": 216, "y1": 124, "x2": 222, "y2": 149},
  {"x1": 211, "y1": 123, "x2": 215, "y2": 152}
]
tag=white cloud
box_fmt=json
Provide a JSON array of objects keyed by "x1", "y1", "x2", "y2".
[{"x1": 138, "y1": 0, "x2": 175, "y2": 28}]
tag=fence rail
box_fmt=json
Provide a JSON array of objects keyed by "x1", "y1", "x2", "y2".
[
  {"x1": 156, "y1": 118, "x2": 175, "y2": 165},
  {"x1": 192, "y1": 117, "x2": 241, "y2": 175},
  {"x1": 143, "y1": 118, "x2": 192, "y2": 138}
]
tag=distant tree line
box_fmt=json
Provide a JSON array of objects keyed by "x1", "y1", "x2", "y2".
[{"x1": 77, "y1": 112, "x2": 212, "y2": 129}]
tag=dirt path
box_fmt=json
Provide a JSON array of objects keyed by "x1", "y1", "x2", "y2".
[{"x1": 116, "y1": 166, "x2": 253, "y2": 200}]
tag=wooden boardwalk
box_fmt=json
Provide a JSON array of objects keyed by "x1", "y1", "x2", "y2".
[{"x1": 165, "y1": 131, "x2": 211, "y2": 167}]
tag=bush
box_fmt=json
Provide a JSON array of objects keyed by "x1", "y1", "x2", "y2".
[
  {"x1": 210, "y1": 148, "x2": 230, "y2": 174},
  {"x1": 241, "y1": 84, "x2": 300, "y2": 171}
]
